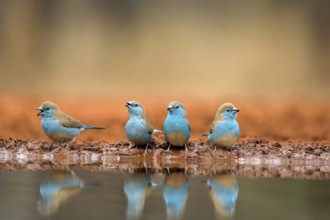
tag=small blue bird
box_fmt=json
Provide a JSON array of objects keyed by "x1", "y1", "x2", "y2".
[
  {"x1": 207, "y1": 173, "x2": 239, "y2": 217},
  {"x1": 162, "y1": 172, "x2": 190, "y2": 219},
  {"x1": 38, "y1": 170, "x2": 83, "y2": 216},
  {"x1": 37, "y1": 101, "x2": 104, "y2": 144},
  {"x1": 164, "y1": 102, "x2": 191, "y2": 151},
  {"x1": 124, "y1": 173, "x2": 153, "y2": 219},
  {"x1": 125, "y1": 101, "x2": 161, "y2": 154},
  {"x1": 203, "y1": 103, "x2": 240, "y2": 150}
]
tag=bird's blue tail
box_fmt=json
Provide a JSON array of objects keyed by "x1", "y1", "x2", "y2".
[{"x1": 83, "y1": 126, "x2": 105, "y2": 130}]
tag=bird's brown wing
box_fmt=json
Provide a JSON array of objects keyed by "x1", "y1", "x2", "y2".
[
  {"x1": 57, "y1": 112, "x2": 84, "y2": 128},
  {"x1": 146, "y1": 119, "x2": 154, "y2": 135},
  {"x1": 209, "y1": 120, "x2": 218, "y2": 134}
]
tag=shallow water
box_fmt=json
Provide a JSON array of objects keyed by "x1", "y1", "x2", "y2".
[{"x1": 0, "y1": 169, "x2": 329, "y2": 220}]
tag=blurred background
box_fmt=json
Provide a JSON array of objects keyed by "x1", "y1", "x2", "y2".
[
  {"x1": 0, "y1": 0, "x2": 330, "y2": 142},
  {"x1": 0, "y1": 0, "x2": 329, "y2": 99}
]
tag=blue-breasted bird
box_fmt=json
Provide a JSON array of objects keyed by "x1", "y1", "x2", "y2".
[
  {"x1": 37, "y1": 101, "x2": 104, "y2": 144},
  {"x1": 125, "y1": 101, "x2": 161, "y2": 153},
  {"x1": 203, "y1": 103, "x2": 240, "y2": 150},
  {"x1": 164, "y1": 101, "x2": 191, "y2": 151},
  {"x1": 207, "y1": 173, "x2": 238, "y2": 217},
  {"x1": 38, "y1": 170, "x2": 83, "y2": 216},
  {"x1": 162, "y1": 172, "x2": 190, "y2": 218},
  {"x1": 124, "y1": 173, "x2": 153, "y2": 219}
]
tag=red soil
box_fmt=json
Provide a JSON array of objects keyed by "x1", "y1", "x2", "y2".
[{"x1": 0, "y1": 93, "x2": 329, "y2": 143}]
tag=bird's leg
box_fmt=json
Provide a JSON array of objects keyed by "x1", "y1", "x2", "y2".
[
  {"x1": 65, "y1": 143, "x2": 71, "y2": 149},
  {"x1": 231, "y1": 145, "x2": 238, "y2": 152},
  {"x1": 143, "y1": 157, "x2": 148, "y2": 172},
  {"x1": 47, "y1": 142, "x2": 55, "y2": 151},
  {"x1": 167, "y1": 144, "x2": 171, "y2": 151},
  {"x1": 185, "y1": 144, "x2": 188, "y2": 152},
  {"x1": 128, "y1": 143, "x2": 134, "y2": 150},
  {"x1": 144, "y1": 143, "x2": 149, "y2": 156}
]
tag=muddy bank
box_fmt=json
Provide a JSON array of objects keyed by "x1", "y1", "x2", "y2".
[{"x1": 0, "y1": 138, "x2": 329, "y2": 179}]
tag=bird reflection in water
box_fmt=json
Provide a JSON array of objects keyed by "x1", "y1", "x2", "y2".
[
  {"x1": 38, "y1": 169, "x2": 84, "y2": 216},
  {"x1": 163, "y1": 170, "x2": 190, "y2": 219},
  {"x1": 124, "y1": 172, "x2": 153, "y2": 220},
  {"x1": 207, "y1": 172, "x2": 238, "y2": 219}
]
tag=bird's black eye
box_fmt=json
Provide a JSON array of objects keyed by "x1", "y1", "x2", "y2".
[
  {"x1": 175, "y1": 106, "x2": 179, "y2": 109},
  {"x1": 226, "y1": 109, "x2": 230, "y2": 112},
  {"x1": 134, "y1": 104, "x2": 138, "y2": 107},
  {"x1": 45, "y1": 107, "x2": 50, "y2": 111}
]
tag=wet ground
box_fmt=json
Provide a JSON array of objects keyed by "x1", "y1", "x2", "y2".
[{"x1": 0, "y1": 138, "x2": 329, "y2": 179}]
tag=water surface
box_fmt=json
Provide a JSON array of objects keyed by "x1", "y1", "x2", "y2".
[{"x1": 0, "y1": 170, "x2": 329, "y2": 220}]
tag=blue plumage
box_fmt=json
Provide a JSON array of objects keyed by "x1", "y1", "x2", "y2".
[
  {"x1": 206, "y1": 103, "x2": 240, "y2": 149},
  {"x1": 124, "y1": 173, "x2": 152, "y2": 218},
  {"x1": 207, "y1": 174, "x2": 238, "y2": 217},
  {"x1": 163, "y1": 173, "x2": 190, "y2": 218},
  {"x1": 164, "y1": 102, "x2": 191, "y2": 149},
  {"x1": 38, "y1": 170, "x2": 83, "y2": 215},
  {"x1": 37, "y1": 101, "x2": 104, "y2": 143},
  {"x1": 125, "y1": 101, "x2": 159, "y2": 153}
]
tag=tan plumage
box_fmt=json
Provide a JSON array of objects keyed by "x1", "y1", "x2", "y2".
[
  {"x1": 146, "y1": 120, "x2": 154, "y2": 135},
  {"x1": 138, "y1": 104, "x2": 154, "y2": 134},
  {"x1": 37, "y1": 101, "x2": 104, "y2": 143},
  {"x1": 40, "y1": 101, "x2": 84, "y2": 128},
  {"x1": 204, "y1": 102, "x2": 240, "y2": 149},
  {"x1": 209, "y1": 103, "x2": 237, "y2": 134}
]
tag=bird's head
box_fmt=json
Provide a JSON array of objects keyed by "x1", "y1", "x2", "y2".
[
  {"x1": 37, "y1": 101, "x2": 60, "y2": 118},
  {"x1": 125, "y1": 101, "x2": 145, "y2": 117},
  {"x1": 216, "y1": 103, "x2": 239, "y2": 120},
  {"x1": 167, "y1": 101, "x2": 187, "y2": 117}
]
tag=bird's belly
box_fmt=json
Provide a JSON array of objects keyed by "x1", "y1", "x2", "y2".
[
  {"x1": 46, "y1": 132, "x2": 76, "y2": 143},
  {"x1": 125, "y1": 121, "x2": 151, "y2": 145},
  {"x1": 166, "y1": 132, "x2": 189, "y2": 146},
  {"x1": 211, "y1": 133, "x2": 238, "y2": 149},
  {"x1": 42, "y1": 119, "x2": 79, "y2": 142},
  {"x1": 208, "y1": 176, "x2": 238, "y2": 216}
]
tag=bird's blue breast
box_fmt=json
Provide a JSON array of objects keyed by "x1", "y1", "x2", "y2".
[
  {"x1": 213, "y1": 119, "x2": 239, "y2": 137},
  {"x1": 40, "y1": 176, "x2": 81, "y2": 205},
  {"x1": 41, "y1": 118, "x2": 80, "y2": 142},
  {"x1": 163, "y1": 177, "x2": 190, "y2": 216},
  {"x1": 124, "y1": 174, "x2": 151, "y2": 216},
  {"x1": 164, "y1": 116, "x2": 190, "y2": 146},
  {"x1": 125, "y1": 118, "x2": 152, "y2": 145},
  {"x1": 208, "y1": 176, "x2": 238, "y2": 214},
  {"x1": 209, "y1": 119, "x2": 239, "y2": 148}
]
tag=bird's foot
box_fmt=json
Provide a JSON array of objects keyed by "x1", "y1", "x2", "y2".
[
  {"x1": 65, "y1": 143, "x2": 72, "y2": 149},
  {"x1": 45, "y1": 143, "x2": 55, "y2": 151},
  {"x1": 230, "y1": 146, "x2": 239, "y2": 152},
  {"x1": 128, "y1": 144, "x2": 134, "y2": 150},
  {"x1": 144, "y1": 144, "x2": 149, "y2": 156}
]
